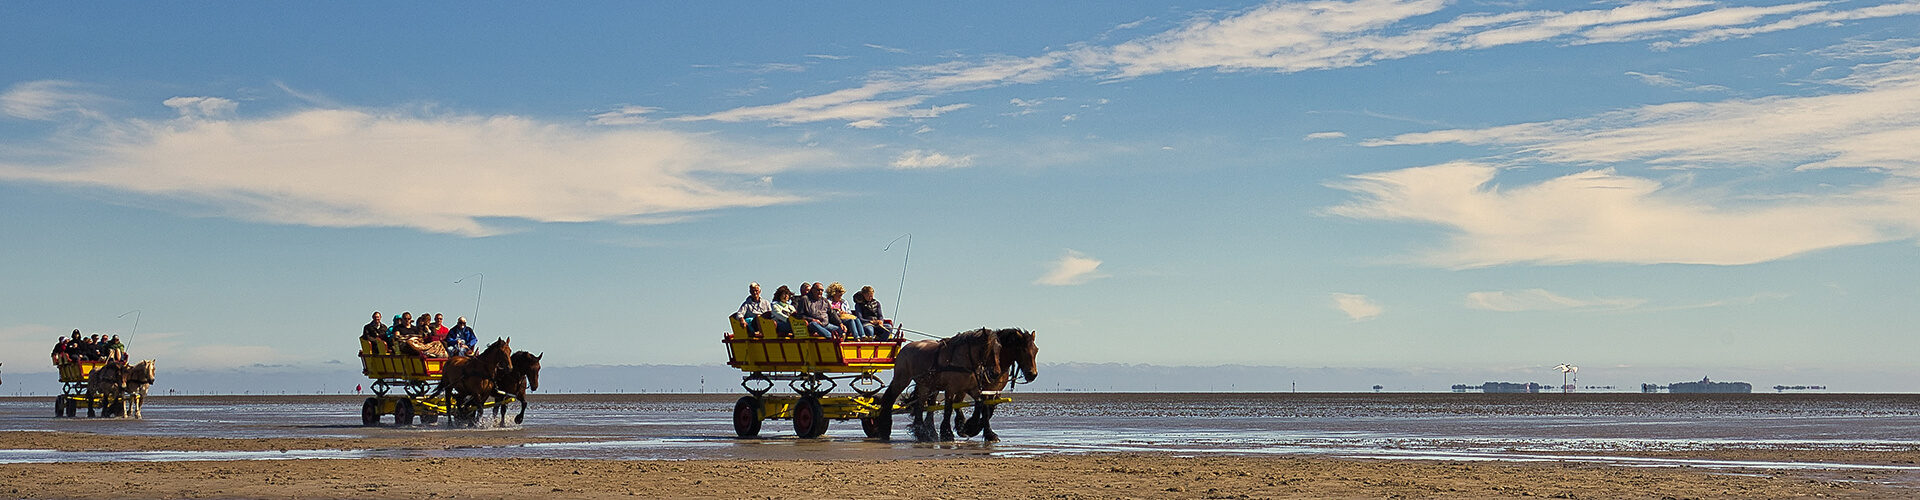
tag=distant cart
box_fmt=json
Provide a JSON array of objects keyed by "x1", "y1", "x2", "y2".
[
  {"x1": 357, "y1": 338, "x2": 514, "y2": 426},
  {"x1": 723, "y1": 318, "x2": 1007, "y2": 438},
  {"x1": 54, "y1": 361, "x2": 128, "y2": 418}
]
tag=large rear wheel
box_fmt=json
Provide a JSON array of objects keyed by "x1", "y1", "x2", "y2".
[
  {"x1": 732, "y1": 396, "x2": 762, "y2": 438},
  {"x1": 394, "y1": 399, "x2": 416, "y2": 426},
  {"x1": 361, "y1": 398, "x2": 381, "y2": 426},
  {"x1": 64, "y1": 397, "x2": 78, "y2": 418},
  {"x1": 54, "y1": 396, "x2": 64, "y2": 418},
  {"x1": 792, "y1": 397, "x2": 828, "y2": 438}
]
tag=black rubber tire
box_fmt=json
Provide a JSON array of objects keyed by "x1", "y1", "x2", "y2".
[
  {"x1": 361, "y1": 398, "x2": 381, "y2": 426},
  {"x1": 732, "y1": 396, "x2": 762, "y2": 438},
  {"x1": 55, "y1": 396, "x2": 64, "y2": 418},
  {"x1": 64, "y1": 398, "x2": 78, "y2": 418},
  {"x1": 861, "y1": 414, "x2": 888, "y2": 439},
  {"x1": 792, "y1": 397, "x2": 827, "y2": 438},
  {"x1": 395, "y1": 399, "x2": 416, "y2": 426}
]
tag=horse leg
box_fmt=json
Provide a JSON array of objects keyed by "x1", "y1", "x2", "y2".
[
  {"x1": 514, "y1": 393, "x2": 527, "y2": 424},
  {"x1": 86, "y1": 389, "x2": 97, "y2": 418},
  {"x1": 940, "y1": 394, "x2": 957, "y2": 441},
  {"x1": 978, "y1": 404, "x2": 998, "y2": 442}
]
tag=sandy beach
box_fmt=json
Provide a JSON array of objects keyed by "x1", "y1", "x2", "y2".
[{"x1": 5, "y1": 431, "x2": 1917, "y2": 499}]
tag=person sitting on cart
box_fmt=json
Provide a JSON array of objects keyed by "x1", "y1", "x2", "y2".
[
  {"x1": 731, "y1": 282, "x2": 772, "y2": 336},
  {"x1": 826, "y1": 283, "x2": 866, "y2": 339},
  {"x1": 424, "y1": 313, "x2": 449, "y2": 344},
  {"x1": 108, "y1": 335, "x2": 126, "y2": 362},
  {"x1": 767, "y1": 285, "x2": 797, "y2": 337},
  {"x1": 795, "y1": 282, "x2": 843, "y2": 339},
  {"x1": 51, "y1": 336, "x2": 71, "y2": 365},
  {"x1": 854, "y1": 285, "x2": 891, "y2": 340},
  {"x1": 361, "y1": 311, "x2": 386, "y2": 343},
  {"x1": 446, "y1": 317, "x2": 478, "y2": 357}
]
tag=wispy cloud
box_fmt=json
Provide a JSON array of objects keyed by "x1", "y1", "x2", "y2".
[
  {"x1": 890, "y1": 150, "x2": 974, "y2": 169},
  {"x1": 1036, "y1": 249, "x2": 1109, "y2": 286},
  {"x1": 1465, "y1": 289, "x2": 1647, "y2": 312},
  {"x1": 0, "y1": 80, "x2": 106, "y2": 120},
  {"x1": 1624, "y1": 71, "x2": 1728, "y2": 92},
  {"x1": 1330, "y1": 292, "x2": 1383, "y2": 321},
  {"x1": 1331, "y1": 49, "x2": 1920, "y2": 267},
  {"x1": 0, "y1": 85, "x2": 827, "y2": 236},
  {"x1": 1305, "y1": 131, "x2": 1348, "y2": 140},
  {"x1": 656, "y1": 0, "x2": 1920, "y2": 128}
]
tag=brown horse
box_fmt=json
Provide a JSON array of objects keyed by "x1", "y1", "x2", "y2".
[
  {"x1": 959, "y1": 329, "x2": 1038, "y2": 441},
  {"x1": 493, "y1": 351, "x2": 543, "y2": 425},
  {"x1": 122, "y1": 360, "x2": 156, "y2": 419},
  {"x1": 85, "y1": 361, "x2": 127, "y2": 418},
  {"x1": 438, "y1": 337, "x2": 513, "y2": 426},
  {"x1": 875, "y1": 328, "x2": 1000, "y2": 441}
]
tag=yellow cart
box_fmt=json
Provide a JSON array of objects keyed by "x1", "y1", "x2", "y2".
[
  {"x1": 54, "y1": 360, "x2": 129, "y2": 418},
  {"x1": 358, "y1": 338, "x2": 514, "y2": 426}
]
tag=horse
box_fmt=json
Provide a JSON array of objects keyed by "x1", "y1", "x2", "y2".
[
  {"x1": 437, "y1": 337, "x2": 513, "y2": 426},
  {"x1": 875, "y1": 328, "x2": 1000, "y2": 441},
  {"x1": 492, "y1": 351, "x2": 543, "y2": 425},
  {"x1": 959, "y1": 329, "x2": 1038, "y2": 441},
  {"x1": 122, "y1": 360, "x2": 156, "y2": 419},
  {"x1": 85, "y1": 360, "x2": 127, "y2": 418}
]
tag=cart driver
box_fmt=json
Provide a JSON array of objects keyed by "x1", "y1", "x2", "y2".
[{"x1": 446, "y1": 317, "x2": 478, "y2": 357}]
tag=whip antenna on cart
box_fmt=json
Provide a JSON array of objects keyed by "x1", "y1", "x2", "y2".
[{"x1": 883, "y1": 234, "x2": 911, "y2": 324}]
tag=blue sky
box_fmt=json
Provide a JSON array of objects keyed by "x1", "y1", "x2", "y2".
[{"x1": 5, "y1": 0, "x2": 1920, "y2": 390}]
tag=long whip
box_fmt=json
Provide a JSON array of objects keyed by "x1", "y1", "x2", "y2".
[{"x1": 883, "y1": 234, "x2": 911, "y2": 325}]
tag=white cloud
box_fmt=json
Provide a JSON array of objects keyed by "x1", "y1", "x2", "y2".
[
  {"x1": 1305, "y1": 131, "x2": 1348, "y2": 140},
  {"x1": 1332, "y1": 51, "x2": 1920, "y2": 267},
  {"x1": 889, "y1": 150, "x2": 974, "y2": 169},
  {"x1": 1330, "y1": 292, "x2": 1383, "y2": 321},
  {"x1": 653, "y1": 0, "x2": 1920, "y2": 128},
  {"x1": 1325, "y1": 162, "x2": 1919, "y2": 267},
  {"x1": 591, "y1": 105, "x2": 661, "y2": 125},
  {"x1": 1, "y1": 80, "x2": 105, "y2": 120},
  {"x1": 1035, "y1": 249, "x2": 1109, "y2": 286},
  {"x1": 1623, "y1": 71, "x2": 1727, "y2": 92},
  {"x1": 162, "y1": 96, "x2": 237, "y2": 119},
  {"x1": 0, "y1": 93, "x2": 827, "y2": 236},
  {"x1": 1466, "y1": 288, "x2": 1647, "y2": 312}
]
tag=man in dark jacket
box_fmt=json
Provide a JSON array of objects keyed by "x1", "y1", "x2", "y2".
[
  {"x1": 794, "y1": 282, "x2": 842, "y2": 339},
  {"x1": 445, "y1": 317, "x2": 478, "y2": 356}
]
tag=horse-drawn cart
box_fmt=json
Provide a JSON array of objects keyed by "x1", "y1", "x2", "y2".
[
  {"x1": 724, "y1": 318, "x2": 1012, "y2": 439},
  {"x1": 358, "y1": 338, "x2": 514, "y2": 426},
  {"x1": 54, "y1": 360, "x2": 146, "y2": 418}
]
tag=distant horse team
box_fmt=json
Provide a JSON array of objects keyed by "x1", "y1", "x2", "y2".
[{"x1": 86, "y1": 359, "x2": 157, "y2": 418}]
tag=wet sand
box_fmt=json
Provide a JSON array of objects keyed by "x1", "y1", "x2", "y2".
[{"x1": 4, "y1": 431, "x2": 1915, "y2": 498}]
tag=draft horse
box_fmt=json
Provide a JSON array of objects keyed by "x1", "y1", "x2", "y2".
[
  {"x1": 959, "y1": 329, "x2": 1038, "y2": 441},
  {"x1": 438, "y1": 337, "x2": 513, "y2": 426},
  {"x1": 875, "y1": 328, "x2": 1000, "y2": 441},
  {"x1": 492, "y1": 351, "x2": 543, "y2": 424}
]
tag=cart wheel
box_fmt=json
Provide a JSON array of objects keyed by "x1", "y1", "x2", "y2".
[
  {"x1": 732, "y1": 396, "x2": 762, "y2": 438},
  {"x1": 361, "y1": 398, "x2": 381, "y2": 426},
  {"x1": 395, "y1": 399, "x2": 416, "y2": 426},
  {"x1": 65, "y1": 397, "x2": 78, "y2": 418},
  {"x1": 861, "y1": 415, "x2": 888, "y2": 439},
  {"x1": 792, "y1": 397, "x2": 828, "y2": 438},
  {"x1": 55, "y1": 396, "x2": 65, "y2": 418}
]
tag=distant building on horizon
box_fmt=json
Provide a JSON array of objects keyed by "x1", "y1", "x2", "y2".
[{"x1": 1642, "y1": 377, "x2": 1752, "y2": 394}]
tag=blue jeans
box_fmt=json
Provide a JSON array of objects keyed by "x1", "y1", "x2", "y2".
[
  {"x1": 807, "y1": 320, "x2": 841, "y2": 338},
  {"x1": 844, "y1": 320, "x2": 873, "y2": 339}
]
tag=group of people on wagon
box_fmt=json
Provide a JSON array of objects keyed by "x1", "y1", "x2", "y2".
[
  {"x1": 730, "y1": 281, "x2": 893, "y2": 340},
  {"x1": 360, "y1": 311, "x2": 478, "y2": 358},
  {"x1": 50, "y1": 329, "x2": 127, "y2": 364}
]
